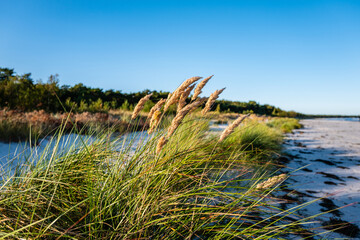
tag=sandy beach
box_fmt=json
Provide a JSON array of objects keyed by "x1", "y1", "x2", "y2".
[{"x1": 282, "y1": 119, "x2": 360, "y2": 238}]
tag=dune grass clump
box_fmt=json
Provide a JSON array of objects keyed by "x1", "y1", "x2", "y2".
[
  {"x1": 0, "y1": 76, "x2": 318, "y2": 239},
  {"x1": 214, "y1": 119, "x2": 283, "y2": 164},
  {"x1": 267, "y1": 118, "x2": 302, "y2": 133}
]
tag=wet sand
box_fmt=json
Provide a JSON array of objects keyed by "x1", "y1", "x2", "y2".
[{"x1": 282, "y1": 119, "x2": 360, "y2": 239}]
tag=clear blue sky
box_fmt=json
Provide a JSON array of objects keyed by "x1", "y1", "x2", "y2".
[{"x1": 1, "y1": 0, "x2": 359, "y2": 115}]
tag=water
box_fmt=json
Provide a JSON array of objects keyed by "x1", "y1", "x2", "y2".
[
  {"x1": 315, "y1": 117, "x2": 360, "y2": 122},
  {"x1": 0, "y1": 134, "x2": 97, "y2": 173},
  {"x1": 0, "y1": 131, "x2": 151, "y2": 174}
]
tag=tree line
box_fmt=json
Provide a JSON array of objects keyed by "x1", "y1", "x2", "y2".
[{"x1": 0, "y1": 67, "x2": 301, "y2": 117}]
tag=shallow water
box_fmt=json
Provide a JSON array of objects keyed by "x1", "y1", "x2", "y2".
[
  {"x1": 318, "y1": 117, "x2": 360, "y2": 122},
  {"x1": 0, "y1": 131, "x2": 150, "y2": 174},
  {"x1": 0, "y1": 134, "x2": 97, "y2": 172}
]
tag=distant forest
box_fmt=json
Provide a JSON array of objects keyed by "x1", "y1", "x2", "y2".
[{"x1": 0, "y1": 67, "x2": 301, "y2": 117}]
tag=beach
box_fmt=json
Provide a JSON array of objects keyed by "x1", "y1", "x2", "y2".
[{"x1": 283, "y1": 119, "x2": 360, "y2": 238}]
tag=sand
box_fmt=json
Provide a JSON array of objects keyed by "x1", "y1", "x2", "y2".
[{"x1": 282, "y1": 119, "x2": 360, "y2": 239}]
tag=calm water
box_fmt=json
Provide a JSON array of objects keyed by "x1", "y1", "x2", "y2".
[
  {"x1": 0, "y1": 134, "x2": 97, "y2": 172},
  {"x1": 0, "y1": 131, "x2": 149, "y2": 173},
  {"x1": 315, "y1": 117, "x2": 360, "y2": 122},
  {"x1": 1, "y1": 118, "x2": 357, "y2": 173}
]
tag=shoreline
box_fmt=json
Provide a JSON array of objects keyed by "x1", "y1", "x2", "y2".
[{"x1": 281, "y1": 119, "x2": 360, "y2": 238}]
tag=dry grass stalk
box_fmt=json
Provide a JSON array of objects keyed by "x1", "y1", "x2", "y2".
[
  {"x1": 148, "y1": 109, "x2": 162, "y2": 134},
  {"x1": 202, "y1": 88, "x2": 225, "y2": 115},
  {"x1": 219, "y1": 113, "x2": 250, "y2": 142},
  {"x1": 255, "y1": 174, "x2": 287, "y2": 189},
  {"x1": 192, "y1": 75, "x2": 213, "y2": 100},
  {"x1": 166, "y1": 92, "x2": 172, "y2": 102},
  {"x1": 148, "y1": 98, "x2": 166, "y2": 120},
  {"x1": 131, "y1": 94, "x2": 152, "y2": 120},
  {"x1": 156, "y1": 136, "x2": 168, "y2": 154},
  {"x1": 177, "y1": 76, "x2": 202, "y2": 93},
  {"x1": 177, "y1": 84, "x2": 196, "y2": 113},
  {"x1": 167, "y1": 97, "x2": 207, "y2": 138},
  {"x1": 164, "y1": 76, "x2": 202, "y2": 112}
]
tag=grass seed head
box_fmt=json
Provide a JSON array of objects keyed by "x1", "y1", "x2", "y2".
[
  {"x1": 219, "y1": 113, "x2": 250, "y2": 142},
  {"x1": 202, "y1": 88, "x2": 225, "y2": 115},
  {"x1": 156, "y1": 136, "x2": 168, "y2": 154},
  {"x1": 192, "y1": 75, "x2": 213, "y2": 100},
  {"x1": 167, "y1": 97, "x2": 207, "y2": 138},
  {"x1": 148, "y1": 109, "x2": 162, "y2": 134},
  {"x1": 131, "y1": 93, "x2": 152, "y2": 120},
  {"x1": 177, "y1": 84, "x2": 196, "y2": 113},
  {"x1": 148, "y1": 98, "x2": 166, "y2": 120},
  {"x1": 255, "y1": 174, "x2": 287, "y2": 189},
  {"x1": 164, "y1": 76, "x2": 202, "y2": 112}
]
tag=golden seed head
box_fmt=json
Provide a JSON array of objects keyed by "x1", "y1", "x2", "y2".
[
  {"x1": 202, "y1": 88, "x2": 225, "y2": 115},
  {"x1": 148, "y1": 109, "x2": 162, "y2": 134},
  {"x1": 156, "y1": 136, "x2": 168, "y2": 154},
  {"x1": 131, "y1": 93, "x2": 152, "y2": 120},
  {"x1": 177, "y1": 84, "x2": 196, "y2": 113},
  {"x1": 148, "y1": 98, "x2": 166, "y2": 120},
  {"x1": 164, "y1": 76, "x2": 202, "y2": 112},
  {"x1": 178, "y1": 76, "x2": 202, "y2": 93},
  {"x1": 255, "y1": 174, "x2": 287, "y2": 189},
  {"x1": 219, "y1": 113, "x2": 250, "y2": 142},
  {"x1": 167, "y1": 97, "x2": 207, "y2": 138},
  {"x1": 192, "y1": 75, "x2": 213, "y2": 100}
]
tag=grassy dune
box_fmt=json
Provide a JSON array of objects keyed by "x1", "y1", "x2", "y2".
[
  {"x1": 0, "y1": 77, "x2": 316, "y2": 239},
  {"x1": 0, "y1": 118, "x2": 309, "y2": 239}
]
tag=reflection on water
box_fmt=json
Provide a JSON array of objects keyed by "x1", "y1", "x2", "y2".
[
  {"x1": 0, "y1": 131, "x2": 153, "y2": 173},
  {"x1": 0, "y1": 134, "x2": 97, "y2": 172}
]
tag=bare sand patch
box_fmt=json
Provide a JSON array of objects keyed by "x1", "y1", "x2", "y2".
[{"x1": 283, "y1": 119, "x2": 360, "y2": 238}]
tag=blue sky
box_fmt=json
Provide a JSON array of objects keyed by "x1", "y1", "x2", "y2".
[{"x1": 1, "y1": 0, "x2": 359, "y2": 115}]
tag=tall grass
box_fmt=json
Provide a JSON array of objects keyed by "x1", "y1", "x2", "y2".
[
  {"x1": 0, "y1": 77, "x2": 317, "y2": 239},
  {"x1": 267, "y1": 118, "x2": 302, "y2": 133},
  {"x1": 0, "y1": 121, "x2": 314, "y2": 239},
  {"x1": 0, "y1": 109, "x2": 148, "y2": 142},
  {"x1": 211, "y1": 119, "x2": 283, "y2": 165}
]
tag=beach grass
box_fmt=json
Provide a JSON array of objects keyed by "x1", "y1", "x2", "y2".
[
  {"x1": 0, "y1": 118, "x2": 312, "y2": 239},
  {"x1": 267, "y1": 118, "x2": 302, "y2": 133},
  {"x1": 0, "y1": 77, "x2": 316, "y2": 239}
]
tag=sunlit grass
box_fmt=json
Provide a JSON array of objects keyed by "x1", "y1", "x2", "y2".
[
  {"x1": 0, "y1": 76, "x2": 322, "y2": 239},
  {"x1": 0, "y1": 115, "x2": 318, "y2": 239}
]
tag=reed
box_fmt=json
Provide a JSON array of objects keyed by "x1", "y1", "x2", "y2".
[
  {"x1": 131, "y1": 93, "x2": 152, "y2": 119},
  {"x1": 147, "y1": 98, "x2": 166, "y2": 120},
  {"x1": 164, "y1": 76, "x2": 201, "y2": 112},
  {"x1": 148, "y1": 109, "x2": 162, "y2": 134},
  {"x1": 202, "y1": 88, "x2": 226, "y2": 115},
  {"x1": 167, "y1": 97, "x2": 207, "y2": 138},
  {"x1": 219, "y1": 113, "x2": 250, "y2": 142},
  {"x1": 177, "y1": 83, "x2": 196, "y2": 112},
  {"x1": 192, "y1": 75, "x2": 213, "y2": 100},
  {"x1": 256, "y1": 173, "x2": 287, "y2": 189}
]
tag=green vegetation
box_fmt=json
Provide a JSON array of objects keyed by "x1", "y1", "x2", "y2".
[
  {"x1": 0, "y1": 71, "x2": 332, "y2": 239},
  {"x1": 217, "y1": 120, "x2": 284, "y2": 163},
  {"x1": 267, "y1": 118, "x2": 302, "y2": 133},
  {"x1": 0, "y1": 115, "x2": 314, "y2": 239},
  {"x1": 0, "y1": 67, "x2": 300, "y2": 117}
]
